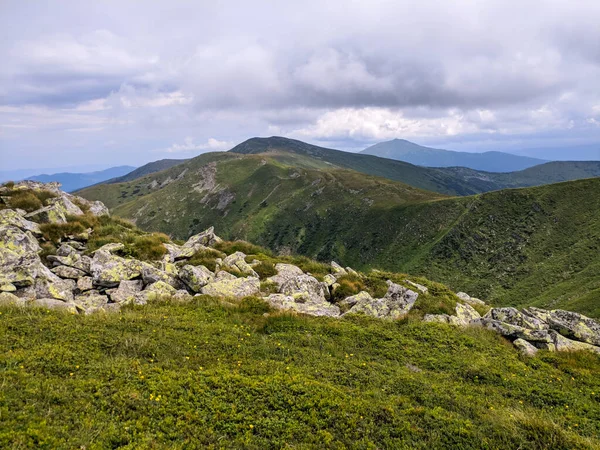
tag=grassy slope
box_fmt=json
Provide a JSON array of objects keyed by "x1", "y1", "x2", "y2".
[{"x1": 2, "y1": 299, "x2": 600, "y2": 449}]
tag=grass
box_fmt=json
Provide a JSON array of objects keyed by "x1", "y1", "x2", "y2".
[{"x1": 1, "y1": 298, "x2": 599, "y2": 449}]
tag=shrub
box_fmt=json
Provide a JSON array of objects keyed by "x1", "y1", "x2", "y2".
[
  {"x1": 8, "y1": 191, "x2": 43, "y2": 212},
  {"x1": 214, "y1": 240, "x2": 272, "y2": 256},
  {"x1": 253, "y1": 261, "x2": 277, "y2": 278}
]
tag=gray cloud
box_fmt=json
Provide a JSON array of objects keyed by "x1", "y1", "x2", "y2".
[{"x1": 1, "y1": 0, "x2": 599, "y2": 169}]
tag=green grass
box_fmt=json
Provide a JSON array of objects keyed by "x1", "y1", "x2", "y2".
[{"x1": 1, "y1": 299, "x2": 599, "y2": 449}]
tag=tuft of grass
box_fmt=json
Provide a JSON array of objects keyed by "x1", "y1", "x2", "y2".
[
  {"x1": 252, "y1": 260, "x2": 277, "y2": 278},
  {"x1": 186, "y1": 247, "x2": 226, "y2": 272},
  {"x1": 214, "y1": 240, "x2": 272, "y2": 256},
  {"x1": 7, "y1": 191, "x2": 43, "y2": 212}
]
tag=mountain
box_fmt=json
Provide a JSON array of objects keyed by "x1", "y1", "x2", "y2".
[
  {"x1": 229, "y1": 137, "x2": 600, "y2": 195},
  {"x1": 361, "y1": 139, "x2": 547, "y2": 171},
  {"x1": 103, "y1": 158, "x2": 189, "y2": 184},
  {"x1": 27, "y1": 166, "x2": 136, "y2": 192},
  {"x1": 77, "y1": 140, "x2": 600, "y2": 316},
  {"x1": 509, "y1": 143, "x2": 600, "y2": 161},
  {"x1": 3, "y1": 181, "x2": 600, "y2": 448}
]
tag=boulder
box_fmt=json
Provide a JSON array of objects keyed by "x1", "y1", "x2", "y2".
[
  {"x1": 163, "y1": 243, "x2": 196, "y2": 261},
  {"x1": 278, "y1": 274, "x2": 329, "y2": 304},
  {"x1": 72, "y1": 292, "x2": 109, "y2": 314},
  {"x1": 109, "y1": 280, "x2": 144, "y2": 304},
  {"x1": 0, "y1": 224, "x2": 41, "y2": 255},
  {"x1": 267, "y1": 263, "x2": 304, "y2": 288},
  {"x1": 479, "y1": 318, "x2": 555, "y2": 344},
  {"x1": 76, "y1": 276, "x2": 94, "y2": 292},
  {"x1": 179, "y1": 265, "x2": 214, "y2": 292},
  {"x1": 542, "y1": 310, "x2": 600, "y2": 347},
  {"x1": 404, "y1": 280, "x2": 428, "y2": 294},
  {"x1": 0, "y1": 281, "x2": 16, "y2": 292},
  {"x1": 47, "y1": 195, "x2": 84, "y2": 216},
  {"x1": 0, "y1": 209, "x2": 42, "y2": 236},
  {"x1": 322, "y1": 274, "x2": 337, "y2": 287},
  {"x1": 344, "y1": 282, "x2": 418, "y2": 320},
  {"x1": 201, "y1": 276, "x2": 260, "y2": 298},
  {"x1": 0, "y1": 291, "x2": 26, "y2": 307},
  {"x1": 264, "y1": 293, "x2": 340, "y2": 318},
  {"x1": 456, "y1": 292, "x2": 486, "y2": 306},
  {"x1": 25, "y1": 204, "x2": 67, "y2": 224},
  {"x1": 93, "y1": 242, "x2": 125, "y2": 254},
  {"x1": 222, "y1": 251, "x2": 258, "y2": 277},
  {"x1": 331, "y1": 261, "x2": 348, "y2": 278},
  {"x1": 135, "y1": 280, "x2": 181, "y2": 304},
  {"x1": 455, "y1": 303, "x2": 481, "y2": 324},
  {"x1": 47, "y1": 253, "x2": 92, "y2": 273},
  {"x1": 90, "y1": 250, "x2": 144, "y2": 288},
  {"x1": 0, "y1": 247, "x2": 41, "y2": 287},
  {"x1": 337, "y1": 291, "x2": 373, "y2": 310},
  {"x1": 182, "y1": 227, "x2": 222, "y2": 250},
  {"x1": 89, "y1": 201, "x2": 110, "y2": 217},
  {"x1": 30, "y1": 298, "x2": 77, "y2": 314},
  {"x1": 51, "y1": 265, "x2": 87, "y2": 279},
  {"x1": 34, "y1": 273, "x2": 75, "y2": 303},
  {"x1": 424, "y1": 314, "x2": 452, "y2": 324},
  {"x1": 56, "y1": 243, "x2": 78, "y2": 257},
  {"x1": 141, "y1": 264, "x2": 185, "y2": 289},
  {"x1": 485, "y1": 307, "x2": 547, "y2": 330},
  {"x1": 513, "y1": 338, "x2": 538, "y2": 356}
]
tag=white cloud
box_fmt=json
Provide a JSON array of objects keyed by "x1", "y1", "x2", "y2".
[{"x1": 165, "y1": 137, "x2": 233, "y2": 153}]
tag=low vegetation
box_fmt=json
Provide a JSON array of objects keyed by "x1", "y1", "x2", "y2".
[{"x1": 2, "y1": 298, "x2": 599, "y2": 449}]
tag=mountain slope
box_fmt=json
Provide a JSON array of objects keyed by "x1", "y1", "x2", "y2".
[
  {"x1": 362, "y1": 139, "x2": 546, "y2": 172},
  {"x1": 27, "y1": 166, "x2": 136, "y2": 192},
  {"x1": 230, "y1": 137, "x2": 600, "y2": 195},
  {"x1": 78, "y1": 146, "x2": 600, "y2": 316},
  {"x1": 104, "y1": 158, "x2": 189, "y2": 184}
]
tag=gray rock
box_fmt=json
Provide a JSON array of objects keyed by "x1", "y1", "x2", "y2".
[
  {"x1": 322, "y1": 274, "x2": 337, "y2": 287},
  {"x1": 344, "y1": 281, "x2": 418, "y2": 320},
  {"x1": 424, "y1": 314, "x2": 452, "y2": 324},
  {"x1": 337, "y1": 291, "x2": 373, "y2": 310},
  {"x1": 179, "y1": 265, "x2": 214, "y2": 292},
  {"x1": 182, "y1": 226, "x2": 222, "y2": 250},
  {"x1": 543, "y1": 310, "x2": 600, "y2": 346},
  {"x1": 0, "y1": 224, "x2": 41, "y2": 255},
  {"x1": 30, "y1": 298, "x2": 77, "y2": 314},
  {"x1": 93, "y1": 242, "x2": 125, "y2": 254},
  {"x1": 163, "y1": 243, "x2": 196, "y2": 261},
  {"x1": 0, "y1": 209, "x2": 42, "y2": 236},
  {"x1": 485, "y1": 307, "x2": 547, "y2": 330},
  {"x1": 0, "y1": 291, "x2": 26, "y2": 306},
  {"x1": 264, "y1": 293, "x2": 340, "y2": 317},
  {"x1": 141, "y1": 264, "x2": 185, "y2": 289},
  {"x1": 90, "y1": 250, "x2": 144, "y2": 288},
  {"x1": 456, "y1": 292, "x2": 486, "y2": 306},
  {"x1": 76, "y1": 276, "x2": 94, "y2": 292},
  {"x1": 201, "y1": 276, "x2": 260, "y2": 298},
  {"x1": 222, "y1": 251, "x2": 258, "y2": 277},
  {"x1": 455, "y1": 303, "x2": 481, "y2": 324},
  {"x1": 331, "y1": 261, "x2": 348, "y2": 278},
  {"x1": 51, "y1": 265, "x2": 87, "y2": 279},
  {"x1": 25, "y1": 204, "x2": 67, "y2": 224},
  {"x1": 0, "y1": 247, "x2": 41, "y2": 287},
  {"x1": 267, "y1": 263, "x2": 304, "y2": 288},
  {"x1": 109, "y1": 280, "x2": 144, "y2": 304},
  {"x1": 56, "y1": 243, "x2": 78, "y2": 257},
  {"x1": 47, "y1": 253, "x2": 92, "y2": 274},
  {"x1": 404, "y1": 279, "x2": 428, "y2": 294},
  {"x1": 47, "y1": 195, "x2": 84, "y2": 216},
  {"x1": 72, "y1": 292, "x2": 109, "y2": 314},
  {"x1": 89, "y1": 201, "x2": 110, "y2": 217},
  {"x1": 513, "y1": 338, "x2": 538, "y2": 356}
]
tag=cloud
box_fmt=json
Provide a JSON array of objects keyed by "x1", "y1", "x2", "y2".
[
  {"x1": 1, "y1": 0, "x2": 600, "y2": 169},
  {"x1": 165, "y1": 137, "x2": 233, "y2": 153}
]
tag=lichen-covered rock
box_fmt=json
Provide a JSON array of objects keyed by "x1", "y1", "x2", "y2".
[
  {"x1": 109, "y1": 280, "x2": 144, "y2": 304},
  {"x1": 47, "y1": 253, "x2": 92, "y2": 274},
  {"x1": 337, "y1": 291, "x2": 373, "y2": 310},
  {"x1": 93, "y1": 242, "x2": 125, "y2": 254},
  {"x1": 424, "y1": 314, "x2": 452, "y2": 324},
  {"x1": 34, "y1": 272, "x2": 75, "y2": 303},
  {"x1": 484, "y1": 307, "x2": 547, "y2": 330},
  {"x1": 541, "y1": 310, "x2": 600, "y2": 347},
  {"x1": 264, "y1": 293, "x2": 340, "y2": 317},
  {"x1": 0, "y1": 247, "x2": 40, "y2": 287},
  {"x1": 345, "y1": 281, "x2": 418, "y2": 320},
  {"x1": 25, "y1": 204, "x2": 67, "y2": 224},
  {"x1": 179, "y1": 265, "x2": 214, "y2": 292},
  {"x1": 550, "y1": 332, "x2": 600, "y2": 354},
  {"x1": 0, "y1": 291, "x2": 26, "y2": 306},
  {"x1": 0, "y1": 224, "x2": 41, "y2": 255},
  {"x1": 0, "y1": 209, "x2": 42, "y2": 236},
  {"x1": 163, "y1": 243, "x2": 196, "y2": 261},
  {"x1": 88, "y1": 201, "x2": 110, "y2": 217},
  {"x1": 72, "y1": 292, "x2": 109, "y2": 314},
  {"x1": 56, "y1": 243, "x2": 78, "y2": 257},
  {"x1": 0, "y1": 281, "x2": 16, "y2": 292},
  {"x1": 456, "y1": 292, "x2": 486, "y2": 306},
  {"x1": 182, "y1": 226, "x2": 222, "y2": 250},
  {"x1": 51, "y1": 265, "x2": 86, "y2": 279},
  {"x1": 76, "y1": 276, "x2": 94, "y2": 292},
  {"x1": 479, "y1": 318, "x2": 555, "y2": 344},
  {"x1": 222, "y1": 252, "x2": 258, "y2": 277},
  {"x1": 513, "y1": 338, "x2": 538, "y2": 356},
  {"x1": 201, "y1": 276, "x2": 260, "y2": 298},
  {"x1": 47, "y1": 195, "x2": 84, "y2": 216},
  {"x1": 90, "y1": 250, "x2": 144, "y2": 288},
  {"x1": 455, "y1": 303, "x2": 481, "y2": 324},
  {"x1": 267, "y1": 263, "x2": 304, "y2": 288},
  {"x1": 30, "y1": 298, "x2": 77, "y2": 314},
  {"x1": 135, "y1": 280, "x2": 178, "y2": 303},
  {"x1": 331, "y1": 261, "x2": 348, "y2": 278},
  {"x1": 404, "y1": 279, "x2": 428, "y2": 294},
  {"x1": 322, "y1": 274, "x2": 337, "y2": 287},
  {"x1": 278, "y1": 274, "x2": 329, "y2": 304},
  {"x1": 141, "y1": 264, "x2": 185, "y2": 289}
]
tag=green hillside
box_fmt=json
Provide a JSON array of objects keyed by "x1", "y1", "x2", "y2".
[{"x1": 78, "y1": 145, "x2": 600, "y2": 316}]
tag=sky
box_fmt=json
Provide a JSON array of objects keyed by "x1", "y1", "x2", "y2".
[{"x1": 1, "y1": 0, "x2": 600, "y2": 171}]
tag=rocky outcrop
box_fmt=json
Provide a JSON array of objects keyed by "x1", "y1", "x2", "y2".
[
  {"x1": 200, "y1": 276, "x2": 260, "y2": 298},
  {"x1": 344, "y1": 281, "x2": 418, "y2": 320},
  {"x1": 179, "y1": 265, "x2": 214, "y2": 292},
  {"x1": 222, "y1": 252, "x2": 258, "y2": 277}
]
